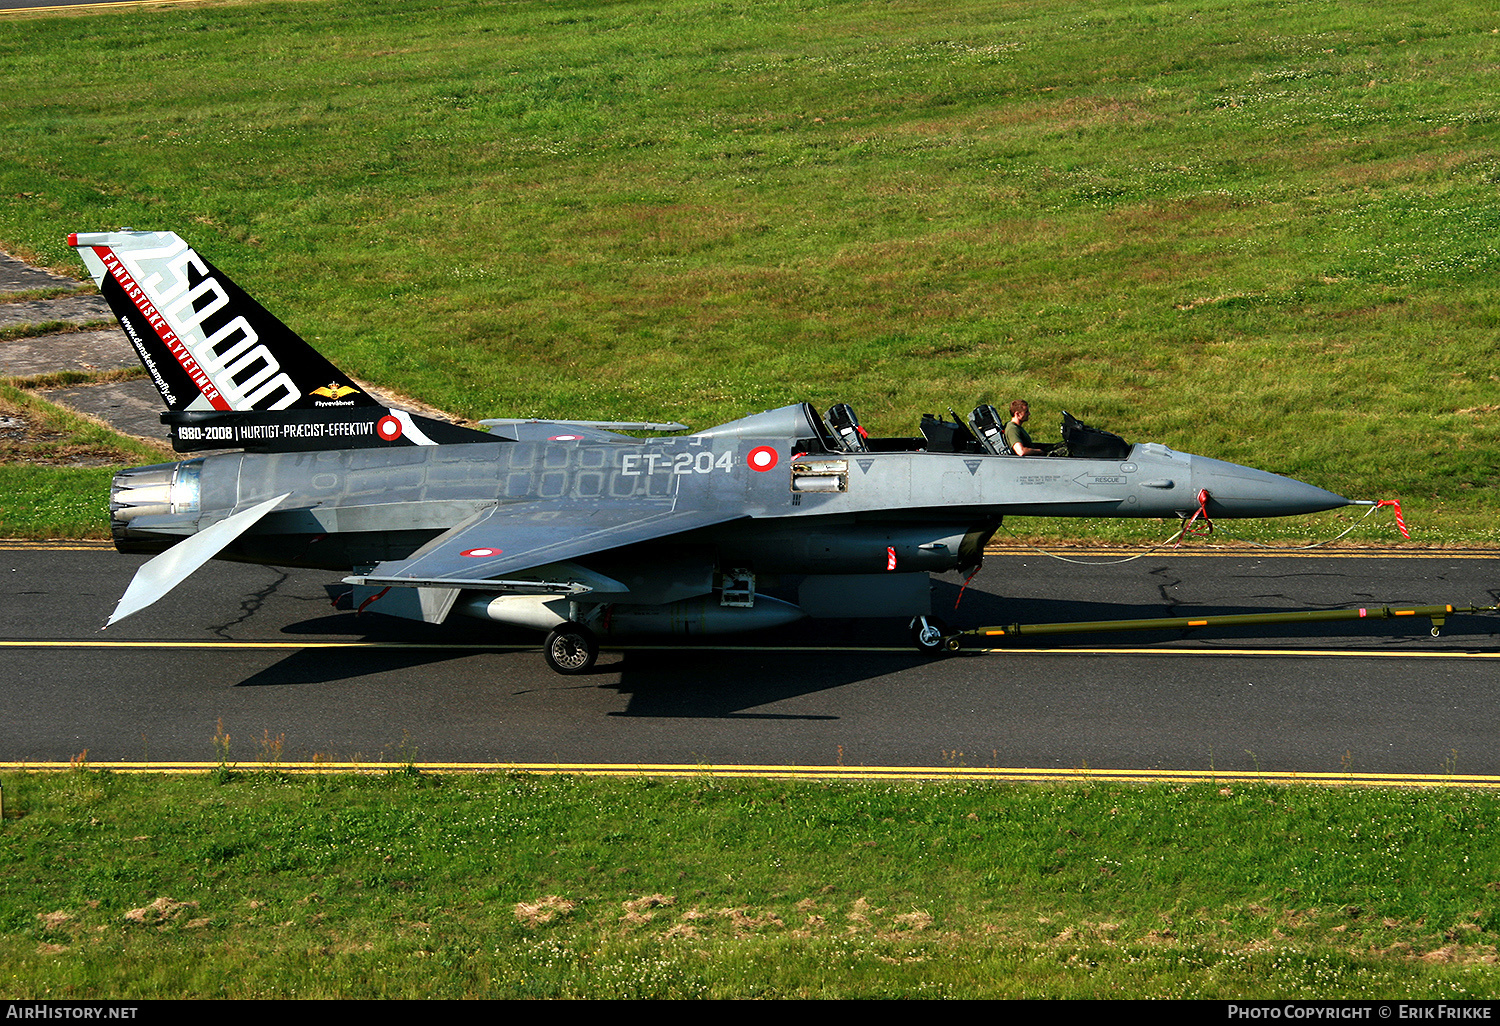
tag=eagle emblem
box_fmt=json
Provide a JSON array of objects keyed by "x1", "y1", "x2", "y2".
[{"x1": 310, "y1": 382, "x2": 360, "y2": 400}]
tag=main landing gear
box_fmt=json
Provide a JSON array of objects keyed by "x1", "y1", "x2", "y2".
[
  {"x1": 540, "y1": 615, "x2": 962, "y2": 673},
  {"x1": 542, "y1": 622, "x2": 599, "y2": 675}
]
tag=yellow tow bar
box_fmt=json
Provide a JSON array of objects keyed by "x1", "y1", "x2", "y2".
[{"x1": 946, "y1": 603, "x2": 1500, "y2": 651}]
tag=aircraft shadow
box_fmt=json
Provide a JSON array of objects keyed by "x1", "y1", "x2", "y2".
[
  {"x1": 241, "y1": 607, "x2": 528, "y2": 687},
  {"x1": 253, "y1": 606, "x2": 933, "y2": 714},
  {"x1": 601, "y1": 645, "x2": 931, "y2": 719},
  {"x1": 236, "y1": 582, "x2": 1496, "y2": 711}
]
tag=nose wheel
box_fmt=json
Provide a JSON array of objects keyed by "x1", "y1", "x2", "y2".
[
  {"x1": 543, "y1": 622, "x2": 599, "y2": 674},
  {"x1": 910, "y1": 615, "x2": 949, "y2": 655}
]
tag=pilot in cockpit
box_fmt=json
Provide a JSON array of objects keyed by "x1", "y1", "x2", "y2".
[{"x1": 1004, "y1": 400, "x2": 1067, "y2": 457}]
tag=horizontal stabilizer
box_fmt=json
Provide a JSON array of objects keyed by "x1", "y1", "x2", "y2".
[
  {"x1": 480, "y1": 419, "x2": 689, "y2": 443},
  {"x1": 105, "y1": 492, "x2": 290, "y2": 627}
]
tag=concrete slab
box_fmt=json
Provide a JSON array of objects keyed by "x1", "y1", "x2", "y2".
[
  {"x1": 0, "y1": 251, "x2": 464, "y2": 451},
  {"x1": 37, "y1": 379, "x2": 169, "y2": 444},
  {"x1": 1, "y1": 250, "x2": 169, "y2": 450},
  {"x1": 0, "y1": 328, "x2": 137, "y2": 377},
  {"x1": 0, "y1": 294, "x2": 113, "y2": 330},
  {"x1": 0, "y1": 250, "x2": 80, "y2": 293}
]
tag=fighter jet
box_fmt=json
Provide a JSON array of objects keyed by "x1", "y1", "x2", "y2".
[{"x1": 71, "y1": 230, "x2": 1352, "y2": 673}]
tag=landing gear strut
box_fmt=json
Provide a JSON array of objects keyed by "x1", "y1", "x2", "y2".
[
  {"x1": 910, "y1": 615, "x2": 949, "y2": 655},
  {"x1": 543, "y1": 622, "x2": 599, "y2": 675}
]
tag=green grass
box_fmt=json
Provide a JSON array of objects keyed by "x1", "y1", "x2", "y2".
[
  {"x1": 3, "y1": 770, "x2": 1500, "y2": 998},
  {"x1": 0, "y1": 384, "x2": 172, "y2": 538},
  {"x1": 0, "y1": 287, "x2": 93, "y2": 304},
  {"x1": 1, "y1": 0, "x2": 1495, "y2": 545},
  {"x1": 0, "y1": 465, "x2": 114, "y2": 539},
  {"x1": 0, "y1": 321, "x2": 112, "y2": 343}
]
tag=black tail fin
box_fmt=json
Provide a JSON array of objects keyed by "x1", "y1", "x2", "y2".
[{"x1": 70, "y1": 230, "x2": 495, "y2": 452}]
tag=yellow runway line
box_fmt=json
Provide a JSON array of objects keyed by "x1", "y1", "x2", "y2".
[
  {"x1": 4, "y1": 760, "x2": 1500, "y2": 789},
  {"x1": 2, "y1": 638, "x2": 1495, "y2": 659},
  {"x1": 5, "y1": 638, "x2": 1499, "y2": 661}
]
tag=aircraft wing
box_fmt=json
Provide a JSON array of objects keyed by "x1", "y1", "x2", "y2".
[
  {"x1": 348, "y1": 499, "x2": 741, "y2": 590},
  {"x1": 479, "y1": 419, "x2": 689, "y2": 443}
]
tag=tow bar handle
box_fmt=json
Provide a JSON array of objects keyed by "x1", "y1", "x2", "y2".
[{"x1": 948, "y1": 604, "x2": 1500, "y2": 649}]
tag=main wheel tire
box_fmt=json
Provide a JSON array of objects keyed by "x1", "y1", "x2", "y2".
[
  {"x1": 910, "y1": 615, "x2": 949, "y2": 654},
  {"x1": 543, "y1": 622, "x2": 599, "y2": 675}
]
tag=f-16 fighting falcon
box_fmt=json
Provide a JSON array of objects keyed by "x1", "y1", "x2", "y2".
[{"x1": 70, "y1": 230, "x2": 1353, "y2": 673}]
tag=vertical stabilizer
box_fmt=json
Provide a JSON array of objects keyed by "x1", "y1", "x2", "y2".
[
  {"x1": 69, "y1": 230, "x2": 499, "y2": 452},
  {"x1": 70, "y1": 230, "x2": 376, "y2": 413}
]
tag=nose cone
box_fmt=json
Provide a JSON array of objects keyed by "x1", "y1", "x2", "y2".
[{"x1": 1190, "y1": 455, "x2": 1350, "y2": 517}]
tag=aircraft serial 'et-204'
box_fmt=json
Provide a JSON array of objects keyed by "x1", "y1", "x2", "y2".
[{"x1": 70, "y1": 230, "x2": 1355, "y2": 673}]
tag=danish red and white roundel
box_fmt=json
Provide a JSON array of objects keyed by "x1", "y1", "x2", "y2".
[
  {"x1": 461, "y1": 547, "x2": 501, "y2": 558},
  {"x1": 747, "y1": 446, "x2": 779, "y2": 472},
  {"x1": 548, "y1": 433, "x2": 584, "y2": 441},
  {"x1": 376, "y1": 415, "x2": 403, "y2": 442}
]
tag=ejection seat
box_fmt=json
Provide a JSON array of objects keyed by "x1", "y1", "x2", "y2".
[
  {"x1": 824, "y1": 403, "x2": 869, "y2": 452},
  {"x1": 968, "y1": 404, "x2": 1014, "y2": 456}
]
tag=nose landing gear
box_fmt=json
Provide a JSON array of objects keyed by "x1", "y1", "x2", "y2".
[{"x1": 910, "y1": 615, "x2": 950, "y2": 655}]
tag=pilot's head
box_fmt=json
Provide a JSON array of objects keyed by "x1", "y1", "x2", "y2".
[{"x1": 1009, "y1": 400, "x2": 1029, "y2": 422}]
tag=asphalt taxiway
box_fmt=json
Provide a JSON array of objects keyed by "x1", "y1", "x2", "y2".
[
  {"x1": 2, "y1": 242, "x2": 1496, "y2": 781},
  {"x1": 2, "y1": 542, "x2": 1495, "y2": 777}
]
